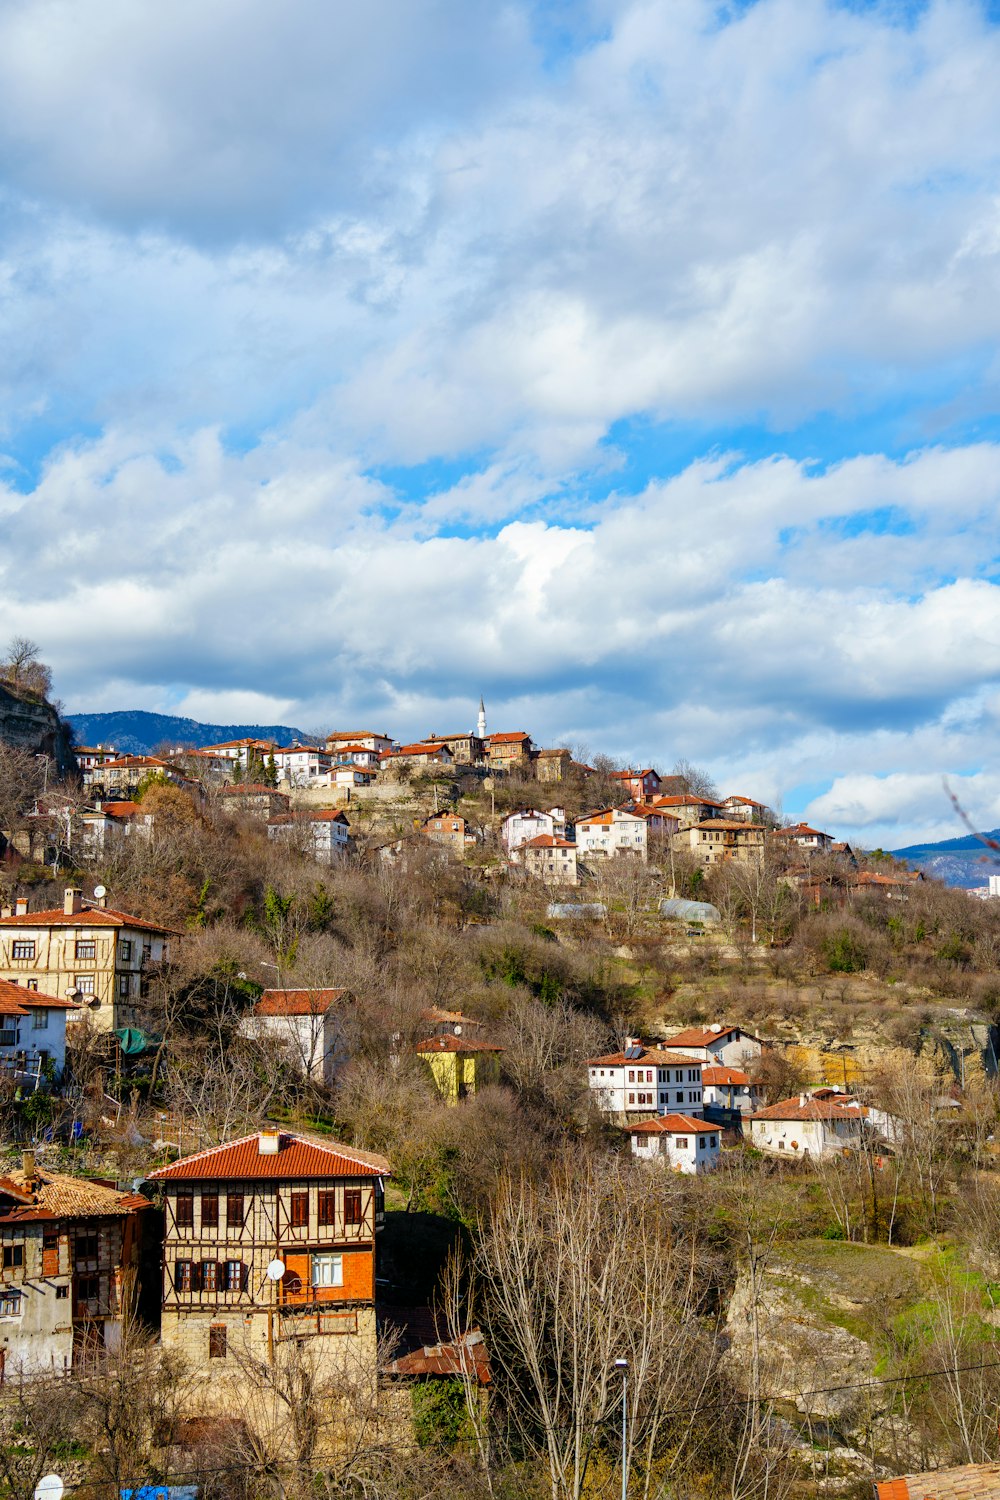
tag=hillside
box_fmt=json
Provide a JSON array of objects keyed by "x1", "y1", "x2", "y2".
[
  {"x1": 891, "y1": 828, "x2": 1000, "y2": 888},
  {"x1": 66, "y1": 709, "x2": 316, "y2": 756}
]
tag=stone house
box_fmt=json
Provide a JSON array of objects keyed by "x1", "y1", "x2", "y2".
[
  {"x1": 486, "y1": 732, "x2": 533, "y2": 772},
  {"x1": 626, "y1": 1115, "x2": 721, "y2": 1173},
  {"x1": 82, "y1": 756, "x2": 201, "y2": 800},
  {"x1": 147, "y1": 1130, "x2": 389, "y2": 1411},
  {"x1": 671, "y1": 818, "x2": 766, "y2": 866},
  {"x1": 721, "y1": 795, "x2": 772, "y2": 822},
  {"x1": 647, "y1": 793, "x2": 723, "y2": 828},
  {"x1": 0, "y1": 1151, "x2": 148, "y2": 1375},
  {"x1": 416, "y1": 733, "x2": 485, "y2": 766},
  {"x1": 521, "y1": 834, "x2": 579, "y2": 885},
  {"x1": 0, "y1": 888, "x2": 176, "y2": 1033},
  {"x1": 381, "y1": 742, "x2": 453, "y2": 771},
  {"x1": 534, "y1": 748, "x2": 572, "y2": 782}
]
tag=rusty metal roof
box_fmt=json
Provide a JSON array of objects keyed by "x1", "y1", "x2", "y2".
[
  {"x1": 387, "y1": 1329, "x2": 491, "y2": 1384},
  {"x1": 148, "y1": 1130, "x2": 390, "y2": 1182}
]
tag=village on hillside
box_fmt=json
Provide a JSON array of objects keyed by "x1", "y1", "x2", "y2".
[{"x1": 0, "y1": 656, "x2": 997, "y2": 1500}]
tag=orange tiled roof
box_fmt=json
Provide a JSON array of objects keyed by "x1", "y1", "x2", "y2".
[
  {"x1": 0, "y1": 1167, "x2": 149, "y2": 1222},
  {"x1": 149, "y1": 1130, "x2": 389, "y2": 1182},
  {"x1": 489, "y1": 732, "x2": 530, "y2": 744},
  {"x1": 662, "y1": 1025, "x2": 741, "y2": 1048},
  {"x1": 0, "y1": 979, "x2": 80, "y2": 1015},
  {"x1": 875, "y1": 1463, "x2": 1000, "y2": 1498},
  {"x1": 751, "y1": 1095, "x2": 868, "y2": 1122},
  {"x1": 254, "y1": 988, "x2": 345, "y2": 1016},
  {"x1": 628, "y1": 1114, "x2": 717, "y2": 1134},
  {"x1": 650, "y1": 794, "x2": 723, "y2": 807},
  {"x1": 586, "y1": 1047, "x2": 704, "y2": 1067},
  {"x1": 416, "y1": 1035, "x2": 503, "y2": 1055},
  {"x1": 702, "y1": 1065, "x2": 752, "y2": 1086},
  {"x1": 523, "y1": 834, "x2": 575, "y2": 849},
  {"x1": 0, "y1": 903, "x2": 178, "y2": 935}
]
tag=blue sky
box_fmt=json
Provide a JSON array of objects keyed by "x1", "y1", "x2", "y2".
[{"x1": 2, "y1": 0, "x2": 1000, "y2": 847}]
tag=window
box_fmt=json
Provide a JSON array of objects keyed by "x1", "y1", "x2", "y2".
[
  {"x1": 699, "y1": 1137, "x2": 706, "y2": 1149},
  {"x1": 222, "y1": 1260, "x2": 246, "y2": 1292},
  {"x1": 75, "y1": 1274, "x2": 99, "y2": 1304},
  {"x1": 226, "y1": 1192, "x2": 244, "y2": 1229},
  {"x1": 628, "y1": 1092, "x2": 635, "y2": 1104},
  {"x1": 119, "y1": 940, "x2": 133, "y2": 962},
  {"x1": 75, "y1": 975, "x2": 95, "y2": 994},
  {"x1": 675, "y1": 1091, "x2": 683, "y2": 1103},
  {"x1": 2, "y1": 1245, "x2": 23, "y2": 1270},
  {"x1": 11, "y1": 941, "x2": 34, "y2": 960},
  {"x1": 201, "y1": 1193, "x2": 218, "y2": 1230},
  {"x1": 56, "y1": 1285, "x2": 68, "y2": 1299},
  {"x1": 209, "y1": 1325, "x2": 227, "y2": 1359},
  {"x1": 675, "y1": 1137, "x2": 688, "y2": 1149},
  {"x1": 311, "y1": 1253, "x2": 343, "y2": 1288},
  {"x1": 118, "y1": 974, "x2": 130, "y2": 996},
  {"x1": 75, "y1": 940, "x2": 96, "y2": 960},
  {"x1": 290, "y1": 1191, "x2": 309, "y2": 1227},
  {"x1": 174, "y1": 1260, "x2": 195, "y2": 1292},
  {"x1": 175, "y1": 1192, "x2": 194, "y2": 1227},
  {"x1": 344, "y1": 1189, "x2": 362, "y2": 1225},
  {"x1": 318, "y1": 1190, "x2": 336, "y2": 1226},
  {"x1": 74, "y1": 1231, "x2": 98, "y2": 1265},
  {"x1": 627, "y1": 1070, "x2": 635, "y2": 1083},
  {"x1": 31, "y1": 1008, "x2": 47, "y2": 1030},
  {"x1": 0, "y1": 1030, "x2": 15, "y2": 1048},
  {"x1": 0, "y1": 1291, "x2": 21, "y2": 1317},
  {"x1": 200, "y1": 1260, "x2": 219, "y2": 1292},
  {"x1": 710, "y1": 1137, "x2": 718, "y2": 1149},
  {"x1": 25, "y1": 980, "x2": 37, "y2": 991}
]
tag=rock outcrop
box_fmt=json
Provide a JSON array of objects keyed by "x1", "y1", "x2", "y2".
[{"x1": 0, "y1": 682, "x2": 74, "y2": 773}]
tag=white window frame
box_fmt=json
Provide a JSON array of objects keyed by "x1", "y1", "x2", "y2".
[{"x1": 311, "y1": 1252, "x2": 344, "y2": 1288}]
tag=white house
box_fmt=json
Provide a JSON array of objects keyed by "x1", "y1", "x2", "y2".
[
  {"x1": 574, "y1": 808, "x2": 648, "y2": 861},
  {"x1": 747, "y1": 1094, "x2": 870, "y2": 1158},
  {"x1": 661, "y1": 1025, "x2": 763, "y2": 1069},
  {"x1": 273, "y1": 745, "x2": 334, "y2": 786},
  {"x1": 241, "y1": 988, "x2": 345, "y2": 1085},
  {"x1": 586, "y1": 1045, "x2": 704, "y2": 1120},
  {"x1": 502, "y1": 808, "x2": 567, "y2": 853},
  {"x1": 334, "y1": 765, "x2": 377, "y2": 790},
  {"x1": 721, "y1": 795, "x2": 772, "y2": 823},
  {"x1": 330, "y1": 744, "x2": 381, "y2": 769},
  {"x1": 522, "y1": 834, "x2": 579, "y2": 886},
  {"x1": 326, "y1": 731, "x2": 393, "y2": 755},
  {"x1": 701, "y1": 1065, "x2": 762, "y2": 1116},
  {"x1": 267, "y1": 808, "x2": 350, "y2": 862},
  {"x1": 627, "y1": 1115, "x2": 721, "y2": 1173},
  {"x1": 774, "y1": 823, "x2": 834, "y2": 853},
  {"x1": 0, "y1": 978, "x2": 79, "y2": 1084}
]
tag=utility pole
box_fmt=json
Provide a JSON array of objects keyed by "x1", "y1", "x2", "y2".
[{"x1": 615, "y1": 1357, "x2": 628, "y2": 1500}]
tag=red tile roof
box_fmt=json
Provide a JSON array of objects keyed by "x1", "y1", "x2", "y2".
[
  {"x1": 489, "y1": 732, "x2": 530, "y2": 744},
  {"x1": 0, "y1": 979, "x2": 80, "y2": 1015},
  {"x1": 0, "y1": 1167, "x2": 149, "y2": 1222},
  {"x1": 694, "y1": 818, "x2": 765, "y2": 832},
  {"x1": 751, "y1": 1096, "x2": 868, "y2": 1122},
  {"x1": 416, "y1": 1035, "x2": 503, "y2": 1054},
  {"x1": 875, "y1": 1463, "x2": 1000, "y2": 1498},
  {"x1": 650, "y1": 794, "x2": 723, "y2": 808},
  {"x1": 254, "y1": 988, "x2": 345, "y2": 1016},
  {"x1": 148, "y1": 1130, "x2": 389, "y2": 1182},
  {"x1": 629, "y1": 1114, "x2": 717, "y2": 1134},
  {"x1": 586, "y1": 1047, "x2": 704, "y2": 1067},
  {"x1": 662, "y1": 1026, "x2": 741, "y2": 1048},
  {"x1": 775, "y1": 823, "x2": 827, "y2": 838},
  {"x1": 99, "y1": 800, "x2": 142, "y2": 818},
  {"x1": 701, "y1": 1065, "x2": 752, "y2": 1086},
  {"x1": 523, "y1": 834, "x2": 575, "y2": 849},
  {"x1": 0, "y1": 903, "x2": 178, "y2": 935}
]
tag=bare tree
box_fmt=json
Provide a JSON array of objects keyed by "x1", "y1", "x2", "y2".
[
  {"x1": 0, "y1": 635, "x2": 52, "y2": 699},
  {"x1": 672, "y1": 758, "x2": 719, "y2": 801}
]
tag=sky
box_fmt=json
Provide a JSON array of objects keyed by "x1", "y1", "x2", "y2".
[{"x1": 2, "y1": 0, "x2": 1000, "y2": 848}]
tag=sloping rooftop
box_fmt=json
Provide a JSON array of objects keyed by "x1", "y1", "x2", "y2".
[
  {"x1": 416, "y1": 1035, "x2": 503, "y2": 1054},
  {"x1": 751, "y1": 1095, "x2": 868, "y2": 1122},
  {"x1": 148, "y1": 1130, "x2": 390, "y2": 1182},
  {"x1": 254, "y1": 988, "x2": 345, "y2": 1016},
  {"x1": 0, "y1": 903, "x2": 178, "y2": 934},
  {"x1": 702, "y1": 1065, "x2": 752, "y2": 1086},
  {"x1": 586, "y1": 1047, "x2": 704, "y2": 1067},
  {"x1": 0, "y1": 978, "x2": 80, "y2": 1015},
  {"x1": 387, "y1": 1329, "x2": 491, "y2": 1384},
  {"x1": 628, "y1": 1114, "x2": 717, "y2": 1134},
  {"x1": 0, "y1": 1166, "x2": 149, "y2": 1222},
  {"x1": 662, "y1": 1025, "x2": 741, "y2": 1048},
  {"x1": 876, "y1": 1463, "x2": 1000, "y2": 1498}
]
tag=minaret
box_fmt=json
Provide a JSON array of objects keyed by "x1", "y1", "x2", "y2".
[{"x1": 477, "y1": 695, "x2": 487, "y2": 740}]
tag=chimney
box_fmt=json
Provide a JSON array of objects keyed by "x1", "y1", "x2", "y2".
[
  {"x1": 258, "y1": 1130, "x2": 281, "y2": 1156},
  {"x1": 0, "y1": 907, "x2": 9, "y2": 919},
  {"x1": 799, "y1": 1094, "x2": 807, "y2": 1107},
  {"x1": 64, "y1": 887, "x2": 83, "y2": 916},
  {"x1": 21, "y1": 1149, "x2": 35, "y2": 1185},
  {"x1": 14, "y1": 898, "x2": 28, "y2": 917}
]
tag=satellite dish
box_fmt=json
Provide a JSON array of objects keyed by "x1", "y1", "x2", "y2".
[
  {"x1": 266, "y1": 1259, "x2": 286, "y2": 1281},
  {"x1": 454, "y1": 1025, "x2": 462, "y2": 1036},
  {"x1": 93, "y1": 885, "x2": 107, "y2": 899},
  {"x1": 35, "y1": 1477, "x2": 64, "y2": 1500}
]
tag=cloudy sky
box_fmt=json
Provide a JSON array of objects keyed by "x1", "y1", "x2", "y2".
[{"x1": 2, "y1": 0, "x2": 1000, "y2": 847}]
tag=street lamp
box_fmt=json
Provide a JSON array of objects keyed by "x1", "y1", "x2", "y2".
[{"x1": 615, "y1": 1357, "x2": 628, "y2": 1500}]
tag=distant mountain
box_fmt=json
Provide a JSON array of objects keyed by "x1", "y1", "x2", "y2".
[
  {"x1": 66, "y1": 710, "x2": 316, "y2": 757},
  {"x1": 890, "y1": 829, "x2": 1000, "y2": 889}
]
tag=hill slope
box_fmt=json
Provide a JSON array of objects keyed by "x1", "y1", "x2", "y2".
[
  {"x1": 891, "y1": 828, "x2": 1000, "y2": 888},
  {"x1": 67, "y1": 710, "x2": 316, "y2": 757}
]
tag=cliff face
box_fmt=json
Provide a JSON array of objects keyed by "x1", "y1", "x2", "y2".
[{"x1": 0, "y1": 683, "x2": 74, "y2": 773}]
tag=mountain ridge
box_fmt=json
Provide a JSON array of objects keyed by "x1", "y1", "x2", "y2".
[
  {"x1": 67, "y1": 710, "x2": 317, "y2": 757},
  {"x1": 889, "y1": 827, "x2": 1000, "y2": 888}
]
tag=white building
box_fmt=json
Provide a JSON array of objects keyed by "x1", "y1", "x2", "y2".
[
  {"x1": 325, "y1": 731, "x2": 393, "y2": 755},
  {"x1": 701, "y1": 1065, "x2": 762, "y2": 1116},
  {"x1": 721, "y1": 795, "x2": 772, "y2": 822},
  {"x1": 574, "y1": 808, "x2": 648, "y2": 861},
  {"x1": 273, "y1": 745, "x2": 334, "y2": 786},
  {"x1": 586, "y1": 1045, "x2": 704, "y2": 1120},
  {"x1": 747, "y1": 1094, "x2": 870, "y2": 1158},
  {"x1": 241, "y1": 988, "x2": 345, "y2": 1085},
  {"x1": 0, "y1": 978, "x2": 79, "y2": 1084},
  {"x1": 627, "y1": 1115, "x2": 721, "y2": 1173},
  {"x1": 661, "y1": 1025, "x2": 763, "y2": 1069},
  {"x1": 267, "y1": 809, "x2": 350, "y2": 862},
  {"x1": 502, "y1": 808, "x2": 567, "y2": 853},
  {"x1": 774, "y1": 823, "x2": 834, "y2": 853}
]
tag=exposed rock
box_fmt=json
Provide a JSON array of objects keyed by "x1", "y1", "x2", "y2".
[{"x1": 0, "y1": 682, "x2": 74, "y2": 774}]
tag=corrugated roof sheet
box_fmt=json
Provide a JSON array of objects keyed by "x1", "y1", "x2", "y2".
[
  {"x1": 387, "y1": 1329, "x2": 491, "y2": 1384},
  {"x1": 148, "y1": 1130, "x2": 390, "y2": 1182}
]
